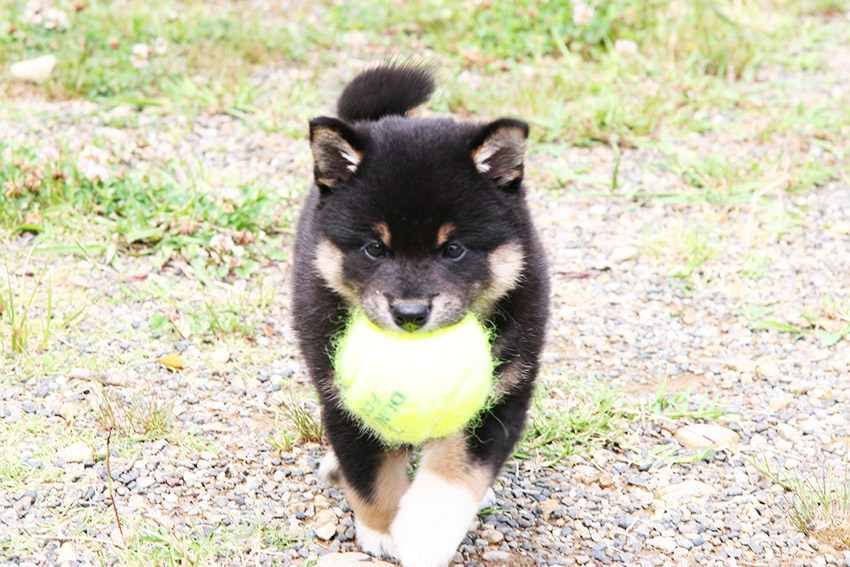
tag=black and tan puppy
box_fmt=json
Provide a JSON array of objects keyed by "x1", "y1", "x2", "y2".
[{"x1": 292, "y1": 64, "x2": 549, "y2": 567}]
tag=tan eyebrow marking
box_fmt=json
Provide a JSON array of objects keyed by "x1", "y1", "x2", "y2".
[
  {"x1": 436, "y1": 223, "x2": 456, "y2": 247},
  {"x1": 373, "y1": 221, "x2": 391, "y2": 247}
]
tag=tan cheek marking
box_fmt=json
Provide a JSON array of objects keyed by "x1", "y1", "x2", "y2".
[
  {"x1": 314, "y1": 239, "x2": 359, "y2": 305},
  {"x1": 470, "y1": 241, "x2": 525, "y2": 316},
  {"x1": 373, "y1": 221, "x2": 391, "y2": 247},
  {"x1": 344, "y1": 449, "x2": 411, "y2": 533},
  {"x1": 436, "y1": 222, "x2": 456, "y2": 247},
  {"x1": 419, "y1": 434, "x2": 491, "y2": 499}
]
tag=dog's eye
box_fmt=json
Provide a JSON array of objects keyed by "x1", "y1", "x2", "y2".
[
  {"x1": 443, "y1": 242, "x2": 466, "y2": 260},
  {"x1": 363, "y1": 241, "x2": 387, "y2": 259}
]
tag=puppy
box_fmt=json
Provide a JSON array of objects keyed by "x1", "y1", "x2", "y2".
[{"x1": 292, "y1": 64, "x2": 549, "y2": 567}]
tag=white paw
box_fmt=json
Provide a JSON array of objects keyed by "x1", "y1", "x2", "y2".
[
  {"x1": 390, "y1": 469, "x2": 480, "y2": 567},
  {"x1": 356, "y1": 517, "x2": 398, "y2": 559},
  {"x1": 317, "y1": 450, "x2": 341, "y2": 486}
]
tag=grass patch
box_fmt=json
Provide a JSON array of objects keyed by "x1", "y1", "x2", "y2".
[
  {"x1": 0, "y1": 0, "x2": 319, "y2": 107},
  {"x1": 271, "y1": 390, "x2": 323, "y2": 452},
  {"x1": 0, "y1": 413, "x2": 87, "y2": 491},
  {"x1": 743, "y1": 295, "x2": 850, "y2": 347},
  {"x1": 759, "y1": 457, "x2": 850, "y2": 550},
  {"x1": 644, "y1": 224, "x2": 719, "y2": 292},
  {"x1": 0, "y1": 140, "x2": 292, "y2": 282},
  {"x1": 326, "y1": 0, "x2": 844, "y2": 148},
  {"x1": 329, "y1": 0, "x2": 805, "y2": 77},
  {"x1": 518, "y1": 372, "x2": 726, "y2": 464},
  {"x1": 93, "y1": 380, "x2": 174, "y2": 442},
  {"x1": 0, "y1": 249, "x2": 52, "y2": 354},
  {"x1": 97, "y1": 516, "x2": 301, "y2": 567}
]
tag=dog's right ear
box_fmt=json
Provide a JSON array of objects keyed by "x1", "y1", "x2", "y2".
[{"x1": 309, "y1": 117, "x2": 365, "y2": 190}]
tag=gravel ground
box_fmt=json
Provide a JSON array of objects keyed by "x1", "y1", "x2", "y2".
[{"x1": 2, "y1": 29, "x2": 850, "y2": 567}]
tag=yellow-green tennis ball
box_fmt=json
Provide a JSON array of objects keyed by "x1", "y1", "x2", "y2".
[{"x1": 334, "y1": 312, "x2": 494, "y2": 445}]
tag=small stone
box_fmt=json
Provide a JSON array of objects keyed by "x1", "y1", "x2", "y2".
[
  {"x1": 748, "y1": 433, "x2": 767, "y2": 447},
  {"x1": 768, "y1": 396, "x2": 793, "y2": 411},
  {"x1": 756, "y1": 359, "x2": 781, "y2": 379},
  {"x1": 481, "y1": 550, "x2": 514, "y2": 563},
  {"x1": 10, "y1": 55, "x2": 57, "y2": 82},
  {"x1": 136, "y1": 477, "x2": 156, "y2": 490},
  {"x1": 316, "y1": 552, "x2": 395, "y2": 567},
  {"x1": 316, "y1": 509, "x2": 337, "y2": 526},
  {"x1": 674, "y1": 424, "x2": 739, "y2": 449},
  {"x1": 775, "y1": 424, "x2": 803, "y2": 444},
  {"x1": 481, "y1": 527, "x2": 505, "y2": 544},
  {"x1": 787, "y1": 380, "x2": 814, "y2": 395},
  {"x1": 316, "y1": 522, "x2": 337, "y2": 541},
  {"x1": 655, "y1": 480, "x2": 715, "y2": 506},
  {"x1": 60, "y1": 440, "x2": 93, "y2": 463},
  {"x1": 314, "y1": 494, "x2": 331, "y2": 510},
  {"x1": 647, "y1": 536, "x2": 678, "y2": 553},
  {"x1": 573, "y1": 464, "x2": 601, "y2": 485},
  {"x1": 56, "y1": 541, "x2": 76, "y2": 563},
  {"x1": 211, "y1": 347, "x2": 230, "y2": 364},
  {"x1": 59, "y1": 401, "x2": 83, "y2": 421},
  {"x1": 68, "y1": 367, "x2": 92, "y2": 380},
  {"x1": 538, "y1": 499, "x2": 560, "y2": 521},
  {"x1": 598, "y1": 473, "x2": 614, "y2": 487},
  {"x1": 828, "y1": 220, "x2": 850, "y2": 235},
  {"x1": 609, "y1": 246, "x2": 639, "y2": 263}
]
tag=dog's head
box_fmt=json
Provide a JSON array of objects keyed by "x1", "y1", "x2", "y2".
[{"x1": 308, "y1": 115, "x2": 530, "y2": 333}]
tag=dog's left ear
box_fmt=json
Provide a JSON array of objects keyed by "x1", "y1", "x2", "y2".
[
  {"x1": 309, "y1": 117, "x2": 365, "y2": 191},
  {"x1": 470, "y1": 118, "x2": 529, "y2": 190}
]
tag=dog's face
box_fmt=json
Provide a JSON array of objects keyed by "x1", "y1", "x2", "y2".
[{"x1": 309, "y1": 116, "x2": 529, "y2": 333}]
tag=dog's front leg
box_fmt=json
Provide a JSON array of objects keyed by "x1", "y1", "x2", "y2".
[
  {"x1": 390, "y1": 434, "x2": 492, "y2": 567},
  {"x1": 320, "y1": 402, "x2": 411, "y2": 559}
]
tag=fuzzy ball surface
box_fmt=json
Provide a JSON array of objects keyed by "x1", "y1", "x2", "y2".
[{"x1": 333, "y1": 312, "x2": 494, "y2": 445}]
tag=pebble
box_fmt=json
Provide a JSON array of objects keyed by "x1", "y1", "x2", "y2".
[
  {"x1": 59, "y1": 441, "x2": 93, "y2": 463},
  {"x1": 56, "y1": 542, "x2": 76, "y2": 564},
  {"x1": 211, "y1": 347, "x2": 230, "y2": 364},
  {"x1": 787, "y1": 380, "x2": 815, "y2": 395},
  {"x1": 609, "y1": 246, "x2": 640, "y2": 263},
  {"x1": 481, "y1": 527, "x2": 505, "y2": 544},
  {"x1": 10, "y1": 55, "x2": 56, "y2": 82},
  {"x1": 647, "y1": 536, "x2": 678, "y2": 553},
  {"x1": 573, "y1": 464, "x2": 601, "y2": 485},
  {"x1": 58, "y1": 401, "x2": 83, "y2": 421},
  {"x1": 768, "y1": 396, "x2": 793, "y2": 411},
  {"x1": 315, "y1": 552, "x2": 395, "y2": 566},
  {"x1": 68, "y1": 367, "x2": 91, "y2": 380},
  {"x1": 775, "y1": 424, "x2": 803, "y2": 444},
  {"x1": 674, "y1": 424, "x2": 740, "y2": 449},
  {"x1": 315, "y1": 522, "x2": 337, "y2": 541},
  {"x1": 655, "y1": 480, "x2": 715, "y2": 506},
  {"x1": 538, "y1": 499, "x2": 560, "y2": 521},
  {"x1": 756, "y1": 359, "x2": 781, "y2": 379},
  {"x1": 481, "y1": 550, "x2": 515, "y2": 562}
]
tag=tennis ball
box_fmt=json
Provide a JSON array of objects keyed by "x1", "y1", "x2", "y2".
[{"x1": 333, "y1": 312, "x2": 494, "y2": 445}]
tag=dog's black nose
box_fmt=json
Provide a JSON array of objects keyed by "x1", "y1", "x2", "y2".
[{"x1": 391, "y1": 303, "x2": 430, "y2": 332}]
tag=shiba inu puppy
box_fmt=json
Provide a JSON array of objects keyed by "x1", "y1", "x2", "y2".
[{"x1": 292, "y1": 64, "x2": 549, "y2": 567}]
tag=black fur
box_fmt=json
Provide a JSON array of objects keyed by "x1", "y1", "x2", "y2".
[
  {"x1": 292, "y1": 64, "x2": 549, "y2": 522},
  {"x1": 337, "y1": 64, "x2": 436, "y2": 122}
]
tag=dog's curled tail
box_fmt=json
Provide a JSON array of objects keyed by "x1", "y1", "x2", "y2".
[{"x1": 337, "y1": 64, "x2": 435, "y2": 123}]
